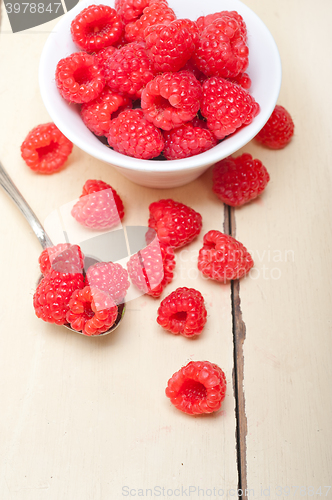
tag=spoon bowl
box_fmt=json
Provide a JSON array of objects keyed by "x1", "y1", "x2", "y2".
[{"x1": 0, "y1": 161, "x2": 125, "y2": 337}]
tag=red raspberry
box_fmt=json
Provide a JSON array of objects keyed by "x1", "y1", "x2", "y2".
[
  {"x1": 165, "y1": 360, "x2": 227, "y2": 415},
  {"x1": 193, "y1": 16, "x2": 248, "y2": 78},
  {"x1": 255, "y1": 105, "x2": 295, "y2": 149},
  {"x1": 55, "y1": 52, "x2": 105, "y2": 104},
  {"x1": 21, "y1": 123, "x2": 73, "y2": 174},
  {"x1": 197, "y1": 230, "x2": 254, "y2": 282},
  {"x1": 145, "y1": 19, "x2": 199, "y2": 73},
  {"x1": 212, "y1": 153, "x2": 270, "y2": 207},
  {"x1": 107, "y1": 109, "x2": 164, "y2": 159},
  {"x1": 71, "y1": 179, "x2": 125, "y2": 230},
  {"x1": 86, "y1": 262, "x2": 130, "y2": 304},
  {"x1": 127, "y1": 238, "x2": 175, "y2": 298},
  {"x1": 125, "y1": 2, "x2": 176, "y2": 42},
  {"x1": 39, "y1": 243, "x2": 85, "y2": 276},
  {"x1": 163, "y1": 122, "x2": 217, "y2": 160},
  {"x1": 33, "y1": 270, "x2": 84, "y2": 325},
  {"x1": 115, "y1": 0, "x2": 163, "y2": 24},
  {"x1": 141, "y1": 71, "x2": 202, "y2": 131},
  {"x1": 94, "y1": 46, "x2": 118, "y2": 72},
  {"x1": 157, "y1": 287, "x2": 207, "y2": 337},
  {"x1": 104, "y1": 42, "x2": 156, "y2": 98},
  {"x1": 71, "y1": 5, "x2": 122, "y2": 52},
  {"x1": 181, "y1": 59, "x2": 206, "y2": 84},
  {"x1": 81, "y1": 88, "x2": 132, "y2": 136},
  {"x1": 148, "y1": 199, "x2": 202, "y2": 249},
  {"x1": 66, "y1": 286, "x2": 118, "y2": 336},
  {"x1": 196, "y1": 10, "x2": 247, "y2": 38},
  {"x1": 201, "y1": 77, "x2": 260, "y2": 140},
  {"x1": 227, "y1": 72, "x2": 251, "y2": 90}
]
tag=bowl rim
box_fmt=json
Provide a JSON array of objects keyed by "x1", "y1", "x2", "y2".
[{"x1": 39, "y1": 0, "x2": 282, "y2": 173}]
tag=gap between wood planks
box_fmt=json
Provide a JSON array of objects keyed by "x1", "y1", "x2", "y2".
[{"x1": 224, "y1": 205, "x2": 248, "y2": 500}]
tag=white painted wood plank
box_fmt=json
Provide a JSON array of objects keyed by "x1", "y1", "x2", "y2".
[
  {"x1": 234, "y1": 0, "x2": 332, "y2": 496},
  {"x1": 0, "y1": 11, "x2": 237, "y2": 499}
]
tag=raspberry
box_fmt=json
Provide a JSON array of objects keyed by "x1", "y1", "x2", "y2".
[
  {"x1": 196, "y1": 10, "x2": 247, "y2": 38},
  {"x1": 81, "y1": 88, "x2": 132, "y2": 136},
  {"x1": 66, "y1": 286, "x2": 118, "y2": 336},
  {"x1": 165, "y1": 361, "x2": 227, "y2": 415},
  {"x1": 94, "y1": 46, "x2": 118, "y2": 72},
  {"x1": 71, "y1": 5, "x2": 122, "y2": 52},
  {"x1": 145, "y1": 19, "x2": 199, "y2": 72},
  {"x1": 141, "y1": 71, "x2": 202, "y2": 131},
  {"x1": 107, "y1": 109, "x2": 164, "y2": 159},
  {"x1": 115, "y1": 0, "x2": 162, "y2": 24},
  {"x1": 193, "y1": 16, "x2": 248, "y2": 78},
  {"x1": 127, "y1": 238, "x2": 175, "y2": 297},
  {"x1": 39, "y1": 243, "x2": 85, "y2": 276},
  {"x1": 71, "y1": 179, "x2": 125, "y2": 230},
  {"x1": 157, "y1": 287, "x2": 207, "y2": 337},
  {"x1": 227, "y1": 72, "x2": 251, "y2": 90},
  {"x1": 163, "y1": 122, "x2": 217, "y2": 160},
  {"x1": 21, "y1": 123, "x2": 73, "y2": 174},
  {"x1": 255, "y1": 105, "x2": 295, "y2": 149},
  {"x1": 105, "y1": 42, "x2": 156, "y2": 98},
  {"x1": 212, "y1": 153, "x2": 270, "y2": 207},
  {"x1": 86, "y1": 262, "x2": 130, "y2": 304},
  {"x1": 201, "y1": 77, "x2": 260, "y2": 140},
  {"x1": 197, "y1": 230, "x2": 253, "y2": 282},
  {"x1": 55, "y1": 52, "x2": 105, "y2": 104},
  {"x1": 125, "y1": 2, "x2": 176, "y2": 42},
  {"x1": 33, "y1": 270, "x2": 84, "y2": 325},
  {"x1": 181, "y1": 59, "x2": 206, "y2": 84},
  {"x1": 148, "y1": 199, "x2": 202, "y2": 249}
]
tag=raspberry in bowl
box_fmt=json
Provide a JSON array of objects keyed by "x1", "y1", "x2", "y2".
[{"x1": 39, "y1": 0, "x2": 281, "y2": 188}]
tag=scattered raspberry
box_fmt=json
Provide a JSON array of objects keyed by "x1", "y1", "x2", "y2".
[
  {"x1": 21, "y1": 123, "x2": 73, "y2": 174},
  {"x1": 197, "y1": 230, "x2": 254, "y2": 282},
  {"x1": 125, "y1": 2, "x2": 176, "y2": 42},
  {"x1": 105, "y1": 42, "x2": 156, "y2": 98},
  {"x1": 227, "y1": 72, "x2": 251, "y2": 90},
  {"x1": 145, "y1": 19, "x2": 199, "y2": 73},
  {"x1": 66, "y1": 286, "x2": 118, "y2": 336},
  {"x1": 157, "y1": 287, "x2": 207, "y2": 337},
  {"x1": 86, "y1": 261, "x2": 130, "y2": 304},
  {"x1": 148, "y1": 199, "x2": 202, "y2": 249},
  {"x1": 201, "y1": 77, "x2": 260, "y2": 139},
  {"x1": 39, "y1": 243, "x2": 85, "y2": 276},
  {"x1": 108, "y1": 109, "x2": 164, "y2": 159},
  {"x1": 81, "y1": 88, "x2": 132, "y2": 136},
  {"x1": 165, "y1": 360, "x2": 227, "y2": 415},
  {"x1": 196, "y1": 10, "x2": 247, "y2": 38},
  {"x1": 141, "y1": 71, "x2": 202, "y2": 131},
  {"x1": 212, "y1": 153, "x2": 270, "y2": 207},
  {"x1": 71, "y1": 179, "x2": 125, "y2": 230},
  {"x1": 163, "y1": 122, "x2": 217, "y2": 160},
  {"x1": 127, "y1": 238, "x2": 175, "y2": 297},
  {"x1": 255, "y1": 105, "x2": 294, "y2": 149},
  {"x1": 71, "y1": 4, "x2": 122, "y2": 52},
  {"x1": 55, "y1": 52, "x2": 105, "y2": 104},
  {"x1": 33, "y1": 270, "x2": 84, "y2": 325},
  {"x1": 193, "y1": 16, "x2": 248, "y2": 78}
]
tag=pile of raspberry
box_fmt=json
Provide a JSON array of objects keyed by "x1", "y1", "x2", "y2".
[
  {"x1": 55, "y1": 1, "x2": 260, "y2": 160},
  {"x1": 34, "y1": 243, "x2": 129, "y2": 336}
]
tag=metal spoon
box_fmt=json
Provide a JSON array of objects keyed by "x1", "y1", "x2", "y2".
[{"x1": 0, "y1": 161, "x2": 125, "y2": 336}]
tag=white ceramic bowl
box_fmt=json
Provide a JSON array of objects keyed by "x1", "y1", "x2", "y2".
[{"x1": 39, "y1": 0, "x2": 281, "y2": 188}]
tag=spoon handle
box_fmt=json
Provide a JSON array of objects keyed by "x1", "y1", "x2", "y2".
[{"x1": 0, "y1": 161, "x2": 53, "y2": 249}]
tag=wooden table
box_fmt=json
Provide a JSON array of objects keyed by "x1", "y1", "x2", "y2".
[{"x1": 0, "y1": 1, "x2": 331, "y2": 498}]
